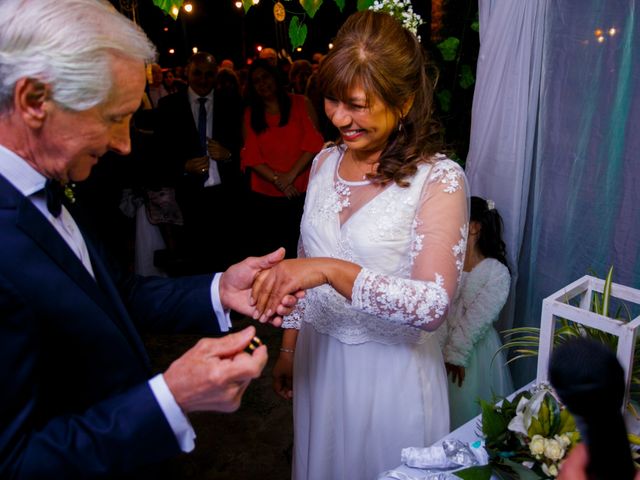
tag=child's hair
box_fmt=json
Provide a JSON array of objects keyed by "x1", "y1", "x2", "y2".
[{"x1": 470, "y1": 196, "x2": 509, "y2": 271}]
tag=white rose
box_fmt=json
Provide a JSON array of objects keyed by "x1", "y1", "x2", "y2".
[
  {"x1": 542, "y1": 462, "x2": 559, "y2": 477},
  {"x1": 544, "y1": 438, "x2": 566, "y2": 462},
  {"x1": 529, "y1": 435, "x2": 545, "y2": 457},
  {"x1": 555, "y1": 434, "x2": 572, "y2": 448}
]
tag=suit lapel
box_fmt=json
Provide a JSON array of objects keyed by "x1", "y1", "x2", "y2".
[{"x1": 15, "y1": 197, "x2": 150, "y2": 367}]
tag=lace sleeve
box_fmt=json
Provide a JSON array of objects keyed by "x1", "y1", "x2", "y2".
[
  {"x1": 281, "y1": 215, "x2": 309, "y2": 330},
  {"x1": 351, "y1": 159, "x2": 469, "y2": 331}
]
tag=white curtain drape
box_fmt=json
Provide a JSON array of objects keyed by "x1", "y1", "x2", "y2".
[
  {"x1": 465, "y1": 0, "x2": 548, "y2": 334},
  {"x1": 466, "y1": 0, "x2": 640, "y2": 386}
]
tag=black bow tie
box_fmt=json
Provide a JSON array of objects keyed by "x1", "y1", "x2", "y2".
[{"x1": 45, "y1": 179, "x2": 74, "y2": 217}]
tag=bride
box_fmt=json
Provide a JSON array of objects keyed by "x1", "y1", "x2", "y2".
[{"x1": 251, "y1": 10, "x2": 469, "y2": 480}]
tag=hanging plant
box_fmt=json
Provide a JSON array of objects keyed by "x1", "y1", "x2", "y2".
[{"x1": 289, "y1": 16, "x2": 308, "y2": 49}]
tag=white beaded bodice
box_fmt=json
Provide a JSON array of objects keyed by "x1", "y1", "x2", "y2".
[{"x1": 283, "y1": 146, "x2": 469, "y2": 345}]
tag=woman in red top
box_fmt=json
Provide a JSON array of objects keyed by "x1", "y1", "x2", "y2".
[{"x1": 241, "y1": 59, "x2": 324, "y2": 258}]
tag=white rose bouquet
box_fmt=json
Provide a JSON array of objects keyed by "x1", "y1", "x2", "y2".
[{"x1": 454, "y1": 384, "x2": 580, "y2": 479}]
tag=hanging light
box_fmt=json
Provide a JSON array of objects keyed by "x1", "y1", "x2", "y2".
[{"x1": 183, "y1": 2, "x2": 193, "y2": 13}]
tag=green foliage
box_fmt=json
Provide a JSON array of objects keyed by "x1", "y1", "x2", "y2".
[
  {"x1": 243, "y1": 0, "x2": 254, "y2": 13},
  {"x1": 299, "y1": 0, "x2": 323, "y2": 18},
  {"x1": 454, "y1": 465, "x2": 493, "y2": 480},
  {"x1": 459, "y1": 64, "x2": 475, "y2": 89},
  {"x1": 437, "y1": 89, "x2": 453, "y2": 113},
  {"x1": 357, "y1": 0, "x2": 374, "y2": 10},
  {"x1": 437, "y1": 36, "x2": 461, "y2": 61},
  {"x1": 152, "y1": 0, "x2": 183, "y2": 19},
  {"x1": 334, "y1": 0, "x2": 346, "y2": 11},
  {"x1": 289, "y1": 16, "x2": 308, "y2": 49},
  {"x1": 499, "y1": 267, "x2": 640, "y2": 396}
]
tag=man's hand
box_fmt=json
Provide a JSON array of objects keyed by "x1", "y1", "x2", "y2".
[
  {"x1": 219, "y1": 248, "x2": 302, "y2": 326},
  {"x1": 250, "y1": 258, "x2": 330, "y2": 323},
  {"x1": 206, "y1": 139, "x2": 231, "y2": 162},
  {"x1": 163, "y1": 326, "x2": 267, "y2": 413},
  {"x1": 184, "y1": 156, "x2": 209, "y2": 175}
]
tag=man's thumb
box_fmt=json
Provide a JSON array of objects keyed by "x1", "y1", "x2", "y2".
[{"x1": 211, "y1": 326, "x2": 256, "y2": 356}]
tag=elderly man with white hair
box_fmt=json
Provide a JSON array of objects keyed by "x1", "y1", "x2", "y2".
[{"x1": 0, "y1": 0, "x2": 298, "y2": 477}]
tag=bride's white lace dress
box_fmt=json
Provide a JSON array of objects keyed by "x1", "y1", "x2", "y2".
[{"x1": 283, "y1": 145, "x2": 469, "y2": 480}]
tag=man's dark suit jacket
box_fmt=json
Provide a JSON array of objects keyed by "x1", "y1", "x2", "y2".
[
  {"x1": 153, "y1": 88, "x2": 243, "y2": 189},
  {"x1": 152, "y1": 88, "x2": 246, "y2": 271},
  {"x1": 0, "y1": 173, "x2": 222, "y2": 478}
]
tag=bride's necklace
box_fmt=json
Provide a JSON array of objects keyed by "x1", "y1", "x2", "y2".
[{"x1": 343, "y1": 149, "x2": 379, "y2": 181}]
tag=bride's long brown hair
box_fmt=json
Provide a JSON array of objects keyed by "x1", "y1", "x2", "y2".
[{"x1": 317, "y1": 10, "x2": 443, "y2": 187}]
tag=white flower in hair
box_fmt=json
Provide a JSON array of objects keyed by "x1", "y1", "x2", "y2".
[
  {"x1": 486, "y1": 199, "x2": 495, "y2": 211},
  {"x1": 369, "y1": 0, "x2": 424, "y2": 41}
]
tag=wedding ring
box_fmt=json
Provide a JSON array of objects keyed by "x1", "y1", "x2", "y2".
[{"x1": 244, "y1": 336, "x2": 263, "y2": 355}]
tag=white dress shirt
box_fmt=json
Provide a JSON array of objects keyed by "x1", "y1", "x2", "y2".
[{"x1": 0, "y1": 144, "x2": 233, "y2": 452}]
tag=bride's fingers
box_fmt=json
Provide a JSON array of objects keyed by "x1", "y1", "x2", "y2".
[
  {"x1": 250, "y1": 270, "x2": 268, "y2": 306},
  {"x1": 253, "y1": 272, "x2": 279, "y2": 321}
]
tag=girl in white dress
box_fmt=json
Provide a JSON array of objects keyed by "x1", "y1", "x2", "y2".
[
  {"x1": 251, "y1": 11, "x2": 469, "y2": 480},
  {"x1": 439, "y1": 196, "x2": 514, "y2": 429}
]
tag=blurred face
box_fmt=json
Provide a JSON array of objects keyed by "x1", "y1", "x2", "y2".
[
  {"x1": 324, "y1": 84, "x2": 397, "y2": 155},
  {"x1": 188, "y1": 59, "x2": 217, "y2": 96},
  {"x1": 259, "y1": 48, "x2": 277, "y2": 67},
  {"x1": 150, "y1": 64, "x2": 163, "y2": 85},
  {"x1": 291, "y1": 66, "x2": 312, "y2": 94},
  {"x1": 251, "y1": 67, "x2": 277, "y2": 100},
  {"x1": 35, "y1": 56, "x2": 145, "y2": 183}
]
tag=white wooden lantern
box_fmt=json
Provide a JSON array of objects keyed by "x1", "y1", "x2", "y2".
[{"x1": 536, "y1": 275, "x2": 640, "y2": 409}]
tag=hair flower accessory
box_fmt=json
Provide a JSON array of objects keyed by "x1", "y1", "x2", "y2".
[
  {"x1": 486, "y1": 199, "x2": 495, "y2": 211},
  {"x1": 369, "y1": 0, "x2": 424, "y2": 40}
]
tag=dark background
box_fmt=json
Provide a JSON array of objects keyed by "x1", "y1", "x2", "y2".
[{"x1": 134, "y1": 1, "x2": 360, "y2": 68}]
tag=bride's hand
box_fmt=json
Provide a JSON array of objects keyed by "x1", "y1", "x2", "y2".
[
  {"x1": 272, "y1": 353, "x2": 294, "y2": 400},
  {"x1": 251, "y1": 259, "x2": 328, "y2": 322}
]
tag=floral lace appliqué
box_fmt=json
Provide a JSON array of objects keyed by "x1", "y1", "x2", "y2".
[
  {"x1": 352, "y1": 268, "x2": 450, "y2": 330},
  {"x1": 409, "y1": 217, "x2": 424, "y2": 268},
  {"x1": 334, "y1": 179, "x2": 352, "y2": 212},
  {"x1": 429, "y1": 160, "x2": 464, "y2": 193},
  {"x1": 452, "y1": 223, "x2": 468, "y2": 275}
]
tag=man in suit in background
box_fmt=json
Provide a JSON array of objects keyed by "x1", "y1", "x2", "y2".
[
  {"x1": 154, "y1": 52, "x2": 245, "y2": 274},
  {"x1": 0, "y1": 0, "x2": 295, "y2": 477}
]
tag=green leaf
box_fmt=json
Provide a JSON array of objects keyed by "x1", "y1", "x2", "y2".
[
  {"x1": 299, "y1": 0, "x2": 322, "y2": 18},
  {"x1": 454, "y1": 465, "x2": 493, "y2": 480},
  {"x1": 500, "y1": 458, "x2": 544, "y2": 479},
  {"x1": 558, "y1": 409, "x2": 578, "y2": 436},
  {"x1": 334, "y1": 0, "x2": 345, "y2": 11},
  {"x1": 437, "y1": 37, "x2": 460, "y2": 61},
  {"x1": 243, "y1": 0, "x2": 253, "y2": 14},
  {"x1": 602, "y1": 265, "x2": 614, "y2": 317},
  {"x1": 459, "y1": 64, "x2": 475, "y2": 89},
  {"x1": 436, "y1": 89, "x2": 452, "y2": 112},
  {"x1": 152, "y1": 0, "x2": 183, "y2": 19},
  {"x1": 357, "y1": 0, "x2": 374, "y2": 10},
  {"x1": 289, "y1": 16, "x2": 308, "y2": 49},
  {"x1": 471, "y1": 20, "x2": 480, "y2": 32},
  {"x1": 480, "y1": 399, "x2": 510, "y2": 446}
]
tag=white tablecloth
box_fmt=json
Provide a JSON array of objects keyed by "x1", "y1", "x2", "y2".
[{"x1": 378, "y1": 382, "x2": 535, "y2": 480}]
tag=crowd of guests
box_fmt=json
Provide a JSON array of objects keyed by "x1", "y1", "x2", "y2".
[
  {"x1": 0, "y1": 0, "x2": 613, "y2": 477},
  {"x1": 90, "y1": 47, "x2": 333, "y2": 279}
]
